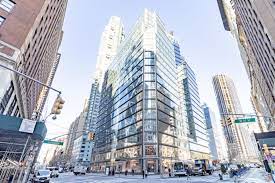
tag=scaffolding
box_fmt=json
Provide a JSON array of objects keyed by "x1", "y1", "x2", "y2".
[
  {"x1": 0, "y1": 114, "x2": 47, "y2": 183},
  {"x1": 0, "y1": 135, "x2": 37, "y2": 183}
]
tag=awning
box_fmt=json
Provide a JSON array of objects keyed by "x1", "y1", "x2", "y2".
[
  {"x1": 0, "y1": 114, "x2": 47, "y2": 141},
  {"x1": 254, "y1": 131, "x2": 275, "y2": 147}
]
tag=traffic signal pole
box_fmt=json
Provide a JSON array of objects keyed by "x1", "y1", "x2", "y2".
[
  {"x1": 0, "y1": 63, "x2": 63, "y2": 183},
  {"x1": 221, "y1": 113, "x2": 275, "y2": 119},
  {"x1": 45, "y1": 130, "x2": 86, "y2": 141},
  {"x1": 222, "y1": 113, "x2": 274, "y2": 132},
  {"x1": 0, "y1": 63, "x2": 61, "y2": 95}
]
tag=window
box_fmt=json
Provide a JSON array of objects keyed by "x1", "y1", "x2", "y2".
[
  {"x1": 0, "y1": 16, "x2": 5, "y2": 25},
  {"x1": 0, "y1": 0, "x2": 15, "y2": 12}
]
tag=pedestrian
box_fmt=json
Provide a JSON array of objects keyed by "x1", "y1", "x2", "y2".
[
  {"x1": 218, "y1": 173, "x2": 223, "y2": 180},
  {"x1": 142, "y1": 170, "x2": 145, "y2": 179},
  {"x1": 112, "y1": 169, "x2": 115, "y2": 176},
  {"x1": 132, "y1": 169, "x2": 134, "y2": 176},
  {"x1": 8, "y1": 174, "x2": 13, "y2": 183},
  {"x1": 145, "y1": 169, "x2": 148, "y2": 178},
  {"x1": 186, "y1": 166, "x2": 191, "y2": 181},
  {"x1": 168, "y1": 168, "x2": 171, "y2": 177},
  {"x1": 125, "y1": 169, "x2": 128, "y2": 176}
]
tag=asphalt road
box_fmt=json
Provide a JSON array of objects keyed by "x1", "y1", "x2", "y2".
[{"x1": 50, "y1": 168, "x2": 271, "y2": 183}]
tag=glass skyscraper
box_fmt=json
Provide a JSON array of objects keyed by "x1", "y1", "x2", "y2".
[
  {"x1": 76, "y1": 17, "x2": 124, "y2": 166},
  {"x1": 203, "y1": 104, "x2": 219, "y2": 160},
  {"x1": 92, "y1": 10, "x2": 183, "y2": 173},
  {"x1": 202, "y1": 103, "x2": 228, "y2": 161},
  {"x1": 178, "y1": 62, "x2": 210, "y2": 160},
  {"x1": 172, "y1": 34, "x2": 210, "y2": 161}
]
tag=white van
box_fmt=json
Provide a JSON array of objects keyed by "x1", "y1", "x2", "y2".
[
  {"x1": 32, "y1": 169, "x2": 51, "y2": 183},
  {"x1": 73, "y1": 165, "x2": 87, "y2": 175}
]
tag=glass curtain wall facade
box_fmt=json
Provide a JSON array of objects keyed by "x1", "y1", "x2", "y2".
[
  {"x1": 203, "y1": 105, "x2": 218, "y2": 160},
  {"x1": 178, "y1": 62, "x2": 210, "y2": 160},
  {"x1": 171, "y1": 36, "x2": 191, "y2": 163},
  {"x1": 86, "y1": 80, "x2": 101, "y2": 133},
  {"x1": 92, "y1": 10, "x2": 182, "y2": 174},
  {"x1": 81, "y1": 17, "x2": 124, "y2": 166}
]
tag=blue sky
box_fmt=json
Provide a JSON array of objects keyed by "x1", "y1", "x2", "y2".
[{"x1": 42, "y1": 0, "x2": 253, "y2": 140}]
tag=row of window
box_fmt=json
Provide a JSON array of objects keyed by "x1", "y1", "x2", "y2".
[
  {"x1": 93, "y1": 143, "x2": 178, "y2": 163},
  {"x1": 96, "y1": 104, "x2": 179, "y2": 149},
  {"x1": 0, "y1": 0, "x2": 15, "y2": 13},
  {"x1": 0, "y1": 82, "x2": 14, "y2": 114}
]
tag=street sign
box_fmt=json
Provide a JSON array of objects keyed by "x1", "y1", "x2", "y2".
[
  {"x1": 235, "y1": 118, "x2": 256, "y2": 123},
  {"x1": 19, "y1": 119, "x2": 36, "y2": 133},
  {"x1": 43, "y1": 140, "x2": 63, "y2": 145}
]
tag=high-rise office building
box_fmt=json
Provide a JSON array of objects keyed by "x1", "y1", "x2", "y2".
[
  {"x1": 170, "y1": 35, "x2": 184, "y2": 67},
  {"x1": 217, "y1": 0, "x2": 275, "y2": 131},
  {"x1": 86, "y1": 80, "x2": 101, "y2": 133},
  {"x1": 86, "y1": 16, "x2": 124, "y2": 135},
  {"x1": 170, "y1": 34, "x2": 210, "y2": 161},
  {"x1": 71, "y1": 106, "x2": 88, "y2": 164},
  {"x1": 94, "y1": 16, "x2": 125, "y2": 89},
  {"x1": 178, "y1": 62, "x2": 210, "y2": 160},
  {"x1": 92, "y1": 9, "x2": 187, "y2": 173},
  {"x1": 80, "y1": 17, "x2": 124, "y2": 166},
  {"x1": 202, "y1": 103, "x2": 228, "y2": 161},
  {"x1": 213, "y1": 74, "x2": 258, "y2": 162},
  {"x1": 0, "y1": 0, "x2": 68, "y2": 119},
  {"x1": 171, "y1": 36, "x2": 191, "y2": 162},
  {"x1": 64, "y1": 117, "x2": 80, "y2": 161},
  {"x1": 203, "y1": 104, "x2": 218, "y2": 160}
]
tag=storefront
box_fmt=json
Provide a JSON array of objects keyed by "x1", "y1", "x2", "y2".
[{"x1": 255, "y1": 131, "x2": 275, "y2": 182}]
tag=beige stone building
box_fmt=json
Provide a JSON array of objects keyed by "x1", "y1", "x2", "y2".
[
  {"x1": 213, "y1": 74, "x2": 259, "y2": 163},
  {"x1": 217, "y1": 0, "x2": 275, "y2": 131}
]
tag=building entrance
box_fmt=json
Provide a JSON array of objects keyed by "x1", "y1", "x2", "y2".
[{"x1": 146, "y1": 159, "x2": 157, "y2": 174}]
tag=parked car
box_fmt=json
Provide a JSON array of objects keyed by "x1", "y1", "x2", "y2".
[
  {"x1": 58, "y1": 167, "x2": 64, "y2": 173},
  {"x1": 248, "y1": 163, "x2": 261, "y2": 168},
  {"x1": 228, "y1": 164, "x2": 239, "y2": 171},
  {"x1": 32, "y1": 169, "x2": 51, "y2": 183}
]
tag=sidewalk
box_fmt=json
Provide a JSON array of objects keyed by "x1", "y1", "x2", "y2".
[
  {"x1": 89, "y1": 172, "x2": 221, "y2": 182},
  {"x1": 217, "y1": 168, "x2": 273, "y2": 183},
  {"x1": 237, "y1": 168, "x2": 273, "y2": 183},
  {"x1": 88, "y1": 172, "x2": 160, "y2": 179}
]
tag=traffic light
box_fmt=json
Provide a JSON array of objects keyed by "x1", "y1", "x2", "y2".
[
  {"x1": 51, "y1": 95, "x2": 65, "y2": 115},
  {"x1": 226, "y1": 117, "x2": 232, "y2": 124},
  {"x1": 87, "y1": 132, "x2": 95, "y2": 141}
]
